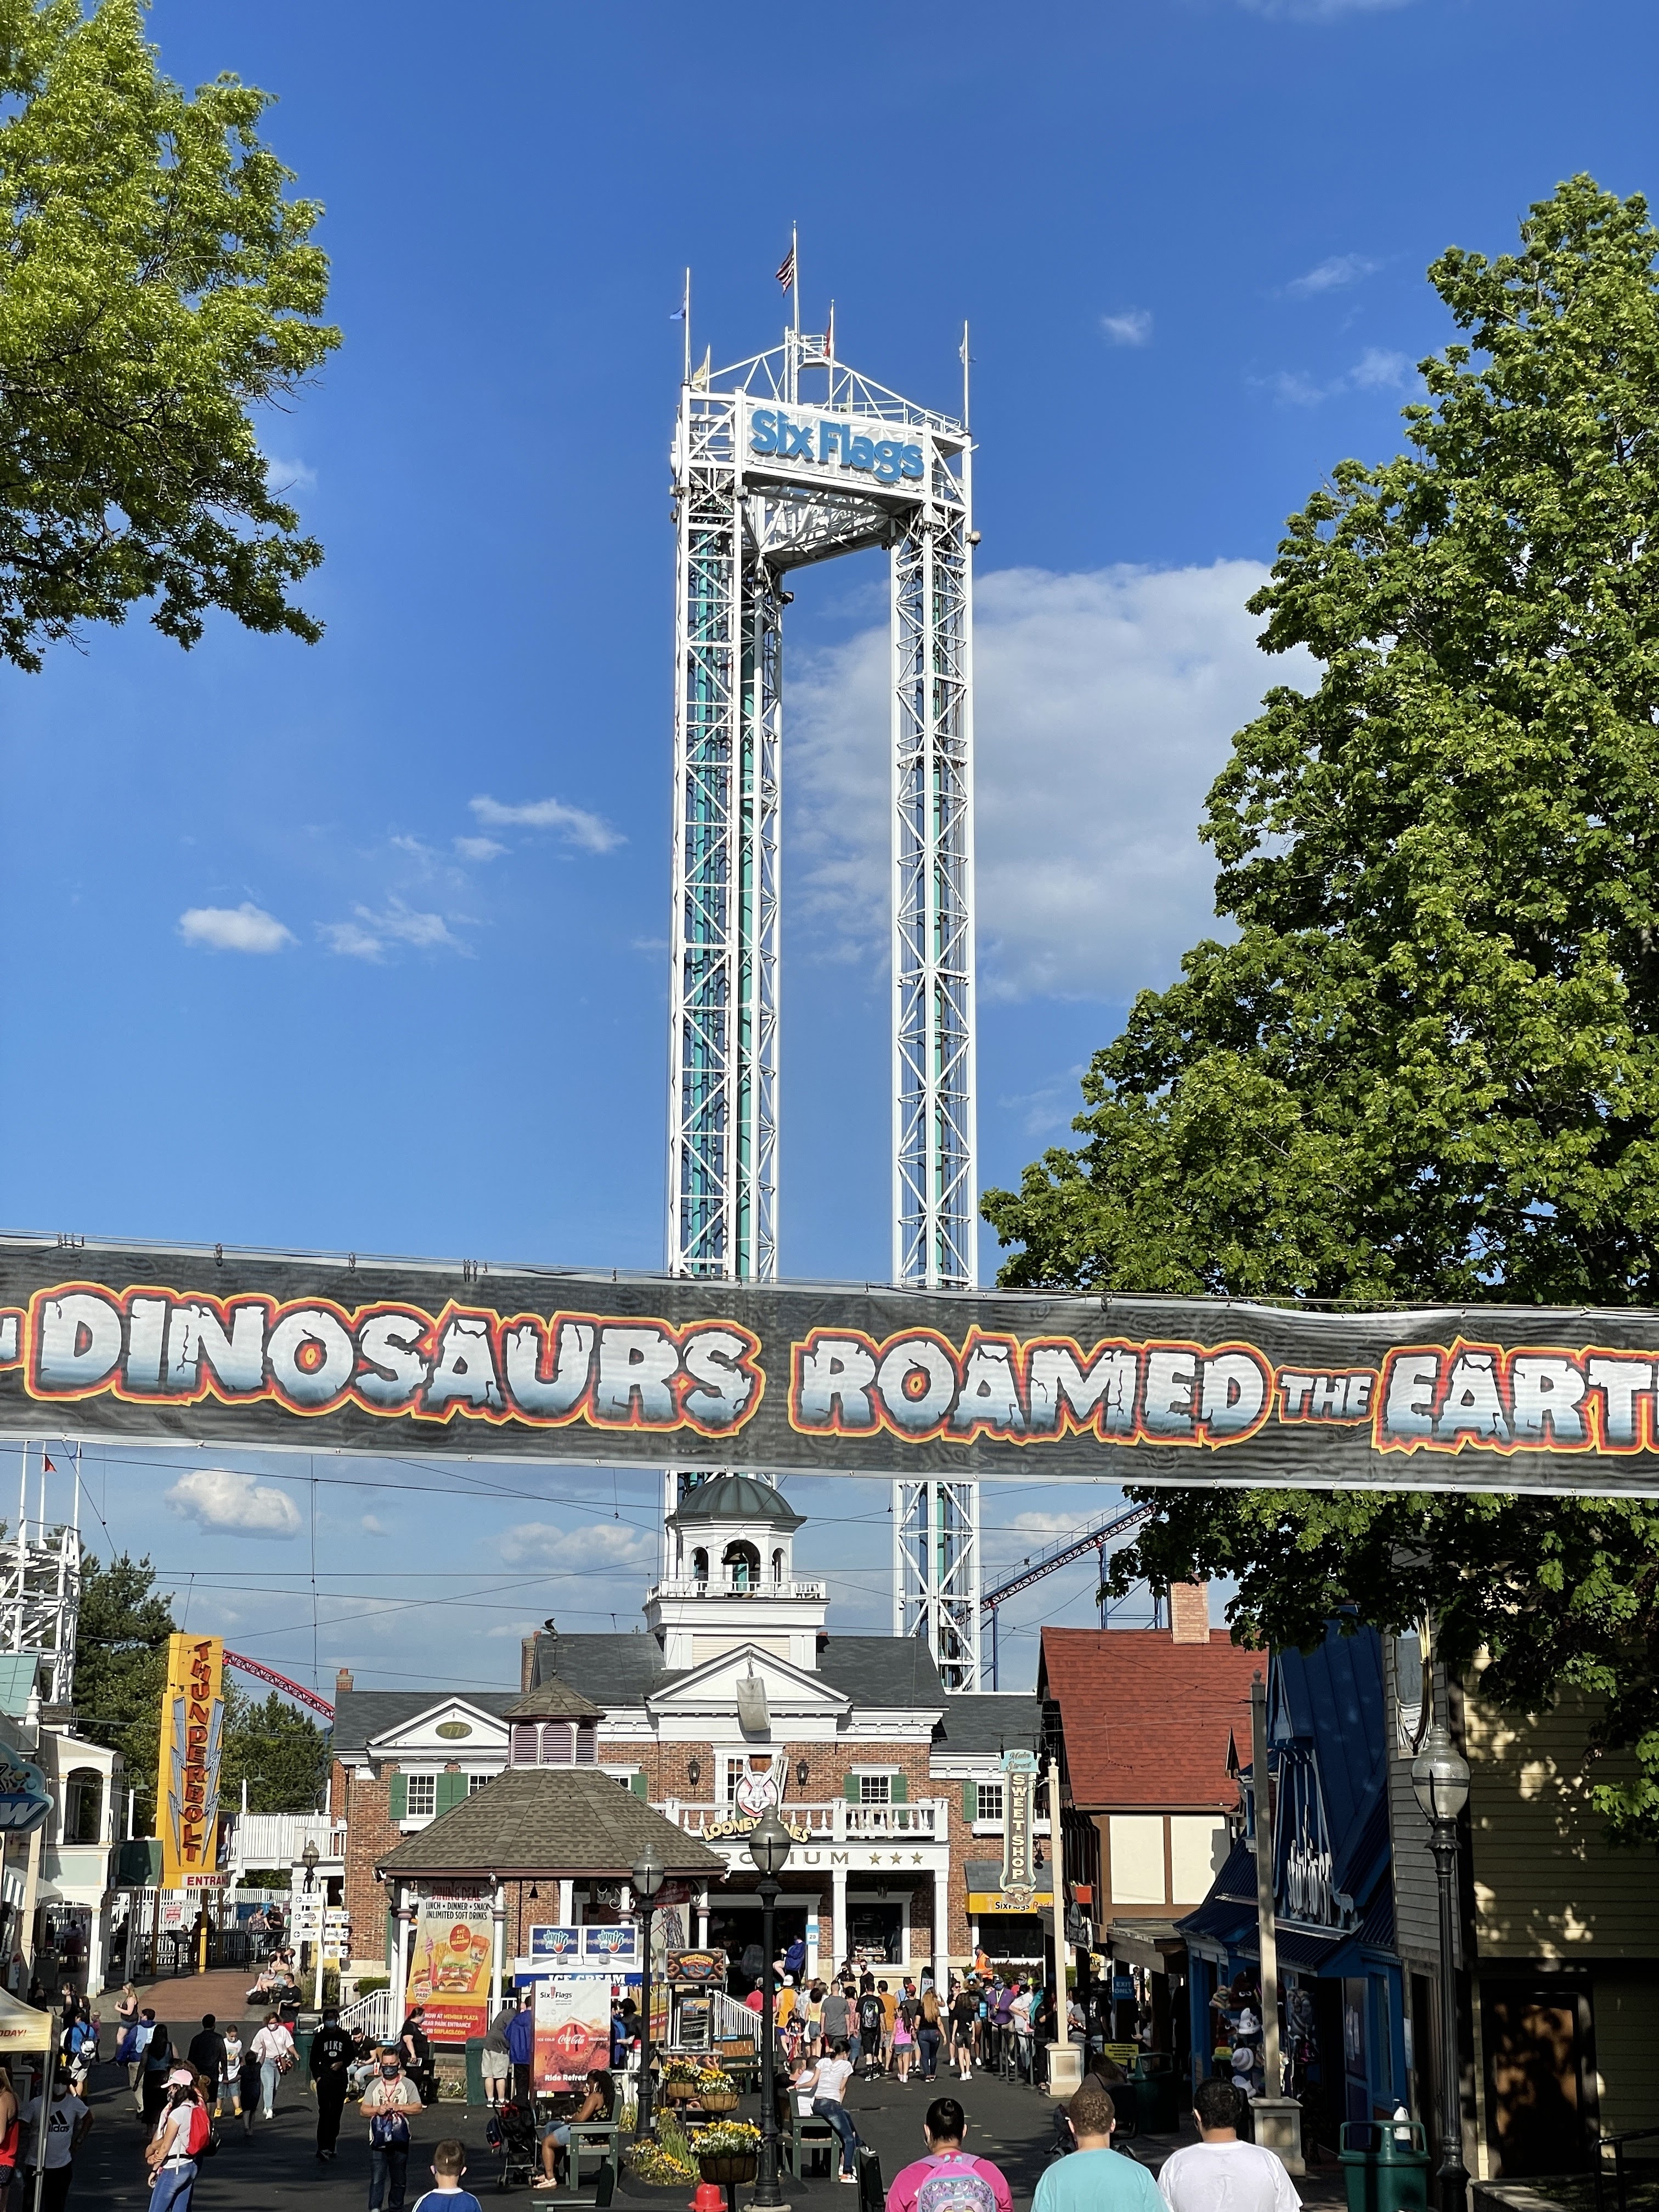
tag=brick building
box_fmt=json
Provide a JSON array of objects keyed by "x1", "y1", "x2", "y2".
[{"x1": 331, "y1": 1474, "x2": 1040, "y2": 1987}]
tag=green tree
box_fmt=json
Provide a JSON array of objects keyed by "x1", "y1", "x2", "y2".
[
  {"x1": 219, "y1": 1685, "x2": 329, "y2": 1815},
  {"x1": 71, "y1": 1550, "x2": 175, "y2": 1832},
  {"x1": 0, "y1": 0, "x2": 338, "y2": 669},
  {"x1": 983, "y1": 177, "x2": 1659, "y2": 1841}
]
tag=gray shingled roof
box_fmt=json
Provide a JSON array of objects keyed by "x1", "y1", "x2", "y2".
[
  {"x1": 334, "y1": 1690, "x2": 517, "y2": 1760},
  {"x1": 538, "y1": 1633, "x2": 946, "y2": 1713},
  {"x1": 936, "y1": 1694, "x2": 1043, "y2": 1755},
  {"x1": 502, "y1": 1678, "x2": 604, "y2": 1723},
  {"x1": 375, "y1": 1768, "x2": 724, "y2": 1880}
]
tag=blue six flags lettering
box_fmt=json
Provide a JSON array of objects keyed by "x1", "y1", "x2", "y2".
[{"x1": 0, "y1": 1289, "x2": 1655, "y2": 1453}]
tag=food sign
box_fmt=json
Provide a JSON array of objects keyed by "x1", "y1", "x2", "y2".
[{"x1": 404, "y1": 1894, "x2": 493, "y2": 2040}]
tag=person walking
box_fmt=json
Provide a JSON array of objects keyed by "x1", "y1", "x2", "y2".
[
  {"x1": 891, "y1": 1991, "x2": 915, "y2": 2086},
  {"x1": 20, "y1": 2063, "x2": 91, "y2": 2212},
  {"x1": 310, "y1": 2004, "x2": 354, "y2": 2163},
  {"x1": 184, "y1": 2018, "x2": 225, "y2": 2119},
  {"x1": 916, "y1": 1988, "x2": 943, "y2": 2083},
  {"x1": 363, "y1": 2047, "x2": 422, "y2": 2212},
  {"x1": 1033, "y1": 2083, "x2": 1164, "y2": 2212},
  {"x1": 0, "y1": 2059, "x2": 19, "y2": 2212},
  {"x1": 1156, "y1": 2080, "x2": 1301, "y2": 2212},
  {"x1": 949, "y1": 1982, "x2": 977, "y2": 2081},
  {"x1": 820, "y1": 1980, "x2": 850, "y2": 2057},
  {"x1": 506, "y1": 1995, "x2": 535, "y2": 2108},
  {"x1": 792, "y1": 2040, "x2": 860, "y2": 2186},
  {"x1": 219, "y1": 2024, "x2": 245, "y2": 2121},
  {"x1": 856, "y1": 1981, "x2": 885, "y2": 2081},
  {"x1": 236, "y1": 2039, "x2": 261, "y2": 2141},
  {"x1": 886, "y1": 2095, "x2": 1012, "y2": 2212},
  {"x1": 139, "y1": 2015, "x2": 175, "y2": 2127},
  {"x1": 251, "y1": 2010, "x2": 294, "y2": 2120},
  {"x1": 144, "y1": 2072, "x2": 206, "y2": 2212}
]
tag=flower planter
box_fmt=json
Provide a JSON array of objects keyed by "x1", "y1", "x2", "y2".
[
  {"x1": 698, "y1": 2094, "x2": 740, "y2": 2116},
  {"x1": 698, "y1": 2154, "x2": 758, "y2": 2186},
  {"x1": 660, "y1": 2080, "x2": 697, "y2": 2102}
]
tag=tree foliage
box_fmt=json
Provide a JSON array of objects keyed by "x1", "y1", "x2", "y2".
[
  {"x1": 0, "y1": 0, "x2": 338, "y2": 668},
  {"x1": 983, "y1": 177, "x2": 1659, "y2": 1842},
  {"x1": 71, "y1": 1551, "x2": 329, "y2": 1830}
]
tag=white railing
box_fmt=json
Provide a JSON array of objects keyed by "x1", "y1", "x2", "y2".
[
  {"x1": 647, "y1": 1578, "x2": 827, "y2": 1602},
  {"x1": 225, "y1": 1813, "x2": 346, "y2": 1868},
  {"x1": 341, "y1": 1987, "x2": 397, "y2": 2044},
  {"x1": 659, "y1": 1798, "x2": 947, "y2": 1842},
  {"x1": 709, "y1": 1989, "x2": 760, "y2": 2047}
]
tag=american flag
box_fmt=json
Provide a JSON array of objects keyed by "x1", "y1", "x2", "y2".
[{"x1": 775, "y1": 243, "x2": 795, "y2": 294}]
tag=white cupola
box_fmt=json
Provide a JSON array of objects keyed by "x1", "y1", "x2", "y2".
[{"x1": 645, "y1": 1475, "x2": 826, "y2": 1669}]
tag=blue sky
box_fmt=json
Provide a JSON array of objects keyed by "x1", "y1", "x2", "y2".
[{"x1": 7, "y1": 0, "x2": 1655, "y2": 1701}]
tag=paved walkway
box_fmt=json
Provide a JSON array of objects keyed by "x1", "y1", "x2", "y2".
[
  {"x1": 60, "y1": 2037, "x2": 1350, "y2": 2212},
  {"x1": 129, "y1": 1963, "x2": 281, "y2": 2033}
]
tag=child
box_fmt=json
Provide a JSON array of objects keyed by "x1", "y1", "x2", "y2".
[
  {"x1": 221, "y1": 2024, "x2": 244, "y2": 2120},
  {"x1": 411, "y1": 2137, "x2": 485, "y2": 2212}
]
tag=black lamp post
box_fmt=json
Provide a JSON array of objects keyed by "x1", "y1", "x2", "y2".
[
  {"x1": 1411, "y1": 1721, "x2": 1471, "y2": 2212},
  {"x1": 631, "y1": 1841, "x2": 666, "y2": 2140},
  {"x1": 300, "y1": 1838, "x2": 320, "y2": 1997},
  {"x1": 747, "y1": 1808, "x2": 792, "y2": 2209}
]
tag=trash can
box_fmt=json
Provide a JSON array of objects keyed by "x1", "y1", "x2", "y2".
[
  {"x1": 292, "y1": 2025, "x2": 316, "y2": 2086},
  {"x1": 1339, "y1": 2119, "x2": 1430, "y2": 2212},
  {"x1": 1130, "y1": 2053, "x2": 1183, "y2": 2134},
  {"x1": 465, "y1": 2037, "x2": 485, "y2": 2107}
]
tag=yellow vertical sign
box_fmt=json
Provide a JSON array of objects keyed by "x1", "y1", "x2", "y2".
[{"x1": 156, "y1": 1633, "x2": 225, "y2": 1889}]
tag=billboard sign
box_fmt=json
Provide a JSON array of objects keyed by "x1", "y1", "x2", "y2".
[
  {"x1": 404, "y1": 1895, "x2": 494, "y2": 2041},
  {"x1": 157, "y1": 1633, "x2": 224, "y2": 1891},
  {"x1": 532, "y1": 1974, "x2": 611, "y2": 2090},
  {"x1": 10, "y1": 1238, "x2": 1659, "y2": 1491}
]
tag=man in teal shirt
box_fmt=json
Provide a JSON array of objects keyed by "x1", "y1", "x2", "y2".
[{"x1": 1032, "y1": 2083, "x2": 1165, "y2": 2212}]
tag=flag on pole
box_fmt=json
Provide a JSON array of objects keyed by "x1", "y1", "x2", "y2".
[
  {"x1": 42, "y1": 1455, "x2": 55, "y2": 1475},
  {"x1": 826, "y1": 300, "x2": 835, "y2": 359},
  {"x1": 775, "y1": 242, "x2": 796, "y2": 294},
  {"x1": 669, "y1": 304, "x2": 686, "y2": 323}
]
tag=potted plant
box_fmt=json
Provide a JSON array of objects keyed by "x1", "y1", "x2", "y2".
[
  {"x1": 692, "y1": 2120, "x2": 761, "y2": 2186},
  {"x1": 659, "y1": 2056, "x2": 702, "y2": 2103},
  {"x1": 693, "y1": 2066, "x2": 739, "y2": 2114},
  {"x1": 627, "y1": 2115, "x2": 698, "y2": 2189}
]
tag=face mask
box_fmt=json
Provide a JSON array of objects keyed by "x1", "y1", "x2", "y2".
[{"x1": 381, "y1": 2066, "x2": 398, "y2": 2079}]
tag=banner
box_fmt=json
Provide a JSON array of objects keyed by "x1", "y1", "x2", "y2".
[
  {"x1": 15, "y1": 1235, "x2": 1659, "y2": 1489},
  {"x1": 532, "y1": 1974, "x2": 612, "y2": 2090},
  {"x1": 404, "y1": 1895, "x2": 494, "y2": 2041},
  {"x1": 157, "y1": 1633, "x2": 224, "y2": 1891}
]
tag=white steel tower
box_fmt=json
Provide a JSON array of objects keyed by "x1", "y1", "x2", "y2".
[
  {"x1": 0, "y1": 1443, "x2": 81, "y2": 1708},
  {"x1": 665, "y1": 297, "x2": 981, "y2": 1683}
]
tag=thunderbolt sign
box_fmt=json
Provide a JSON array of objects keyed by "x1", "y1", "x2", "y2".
[{"x1": 749, "y1": 408, "x2": 924, "y2": 486}]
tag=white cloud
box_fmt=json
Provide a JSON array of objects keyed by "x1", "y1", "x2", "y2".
[
  {"x1": 261, "y1": 453, "x2": 317, "y2": 493},
  {"x1": 499, "y1": 1521, "x2": 654, "y2": 1569},
  {"x1": 1286, "y1": 253, "x2": 1380, "y2": 296},
  {"x1": 361, "y1": 1515, "x2": 387, "y2": 1536},
  {"x1": 455, "y1": 836, "x2": 506, "y2": 862},
  {"x1": 1267, "y1": 369, "x2": 1328, "y2": 407},
  {"x1": 1351, "y1": 346, "x2": 1409, "y2": 388},
  {"x1": 321, "y1": 900, "x2": 465, "y2": 962},
  {"x1": 166, "y1": 1468, "x2": 302, "y2": 1539},
  {"x1": 470, "y1": 795, "x2": 623, "y2": 854},
  {"x1": 1100, "y1": 308, "x2": 1153, "y2": 348},
  {"x1": 789, "y1": 560, "x2": 1316, "y2": 1003},
  {"x1": 178, "y1": 902, "x2": 293, "y2": 955}
]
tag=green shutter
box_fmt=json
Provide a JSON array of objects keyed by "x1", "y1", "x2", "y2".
[
  {"x1": 844, "y1": 1774, "x2": 861, "y2": 1804},
  {"x1": 890, "y1": 1773, "x2": 907, "y2": 1804},
  {"x1": 962, "y1": 1780, "x2": 978, "y2": 1822},
  {"x1": 630, "y1": 1771, "x2": 648, "y2": 1802},
  {"x1": 390, "y1": 1772, "x2": 408, "y2": 1821},
  {"x1": 437, "y1": 1772, "x2": 466, "y2": 1815}
]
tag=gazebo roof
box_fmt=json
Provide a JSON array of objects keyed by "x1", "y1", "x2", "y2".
[{"x1": 374, "y1": 1767, "x2": 722, "y2": 1881}]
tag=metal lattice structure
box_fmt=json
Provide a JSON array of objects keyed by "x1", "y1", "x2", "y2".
[
  {"x1": 0, "y1": 1442, "x2": 81, "y2": 1707},
  {"x1": 665, "y1": 306, "x2": 980, "y2": 1679}
]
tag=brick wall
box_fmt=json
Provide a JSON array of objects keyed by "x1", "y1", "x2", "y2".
[{"x1": 338, "y1": 1758, "x2": 401, "y2": 1965}]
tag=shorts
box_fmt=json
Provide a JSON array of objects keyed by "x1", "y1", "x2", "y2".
[{"x1": 482, "y1": 2054, "x2": 510, "y2": 2080}]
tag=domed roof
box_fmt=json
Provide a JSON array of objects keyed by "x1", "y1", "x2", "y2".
[{"x1": 668, "y1": 1474, "x2": 804, "y2": 1532}]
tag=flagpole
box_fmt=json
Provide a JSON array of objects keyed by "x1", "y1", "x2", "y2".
[
  {"x1": 792, "y1": 223, "x2": 800, "y2": 342},
  {"x1": 682, "y1": 267, "x2": 691, "y2": 386},
  {"x1": 962, "y1": 319, "x2": 970, "y2": 430}
]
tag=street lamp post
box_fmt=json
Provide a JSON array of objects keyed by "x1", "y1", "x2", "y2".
[
  {"x1": 631, "y1": 1841, "x2": 666, "y2": 2141},
  {"x1": 300, "y1": 1838, "x2": 320, "y2": 1997},
  {"x1": 746, "y1": 1808, "x2": 793, "y2": 2210},
  {"x1": 1411, "y1": 1722, "x2": 1471, "y2": 2212}
]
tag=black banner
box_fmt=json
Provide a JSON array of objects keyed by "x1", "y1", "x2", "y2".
[{"x1": 5, "y1": 1236, "x2": 1659, "y2": 1491}]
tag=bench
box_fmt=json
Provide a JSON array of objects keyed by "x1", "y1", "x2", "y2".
[
  {"x1": 567, "y1": 2119, "x2": 619, "y2": 2187},
  {"x1": 789, "y1": 2103, "x2": 838, "y2": 2180}
]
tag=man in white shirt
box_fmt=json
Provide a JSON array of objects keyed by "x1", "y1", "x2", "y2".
[
  {"x1": 1158, "y1": 2079, "x2": 1301, "y2": 2212},
  {"x1": 792, "y1": 2040, "x2": 861, "y2": 2183},
  {"x1": 20, "y1": 2068, "x2": 91, "y2": 2212}
]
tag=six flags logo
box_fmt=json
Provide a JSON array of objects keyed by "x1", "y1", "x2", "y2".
[{"x1": 3, "y1": 1280, "x2": 1658, "y2": 1457}]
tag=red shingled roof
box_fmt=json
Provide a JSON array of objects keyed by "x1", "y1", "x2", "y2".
[{"x1": 1040, "y1": 1626, "x2": 1261, "y2": 1810}]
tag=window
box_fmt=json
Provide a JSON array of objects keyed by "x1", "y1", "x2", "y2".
[
  {"x1": 405, "y1": 1774, "x2": 437, "y2": 1819},
  {"x1": 468, "y1": 1773, "x2": 492, "y2": 1794},
  {"x1": 575, "y1": 1725, "x2": 597, "y2": 1766},
  {"x1": 541, "y1": 1723, "x2": 574, "y2": 1766},
  {"x1": 859, "y1": 1773, "x2": 892, "y2": 1805},
  {"x1": 976, "y1": 1783, "x2": 1005, "y2": 1824},
  {"x1": 64, "y1": 1769, "x2": 103, "y2": 1845},
  {"x1": 771, "y1": 1548, "x2": 785, "y2": 1585}
]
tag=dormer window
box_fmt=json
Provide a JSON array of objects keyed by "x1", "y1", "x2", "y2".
[{"x1": 541, "y1": 1722, "x2": 574, "y2": 1765}]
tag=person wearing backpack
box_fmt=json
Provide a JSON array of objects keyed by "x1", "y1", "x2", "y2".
[
  {"x1": 856, "y1": 1984, "x2": 885, "y2": 2081},
  {"x1": 144, "y1": 2072, "x2": 206, "y2": 2212},
  {"x1": 21, "y1": 2063, "x2": 91, "y2": 2212},
  {"x1": 886, "y1": 2095, "x2": 1013, "y2": 2212}
]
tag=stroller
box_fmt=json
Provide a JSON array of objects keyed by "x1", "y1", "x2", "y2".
[{"x1": 487, "y1": 2100, "x2": 540, "y2": 2192}]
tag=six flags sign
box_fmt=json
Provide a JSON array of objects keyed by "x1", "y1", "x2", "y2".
[{"x1": 5, "y1": 1237, "x2": 1659, "y2": 1491}]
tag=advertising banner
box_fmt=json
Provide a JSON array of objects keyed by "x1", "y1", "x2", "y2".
[
  {"x1": 404, "y1": 1895, "x2": 494, "y2": 2042},
  {"x1": 532, "y1": 1974, "x2": 612, "y2": 2090},
  {"x1": 156, "y1": 1633, "x2": 224, "y2": 1891},
  {"x1": 16, "y1": 1236, "x2": 1659, "y2": 1491},
  {"x1": 1001, "y1": 1749, "x2": 1037, "y2": 1905},
  {"x1": 528, "y1": 1926, "x2": 582, "y2": 1967}
]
